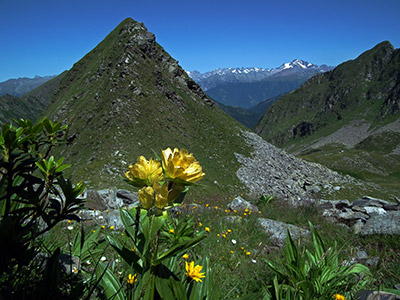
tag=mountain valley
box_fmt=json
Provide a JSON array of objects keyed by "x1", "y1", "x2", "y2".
[{"x1": 0, "y1": 17, "x2": 374, "y2": 202}]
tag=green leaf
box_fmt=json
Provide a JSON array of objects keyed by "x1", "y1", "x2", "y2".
[
  {"x1": 106, "y1": 235, "x2": 143, "y2": 273},
  {"x1": 153, "y1": 234, "x2": 206, "y2": 265},
  {"x1": 382, "y1": 289, "x2": 400, "y2": 296},
  {"x1": 154, "y1": 264, "x2": 182, "y2": 300},
  {"x1": 284, "y1": 229, "x2": 298, "y2": 264},
  {"x1": 309, "y1": 221, "x2": 325, "y2": 260},
  {"x1": 96, "y1": 262, "x2": 126, "y2": 300}
]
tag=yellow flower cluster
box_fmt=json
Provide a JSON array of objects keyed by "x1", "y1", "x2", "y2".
[
  {"x1": 161, "y1": 148, "x2": 205, "y2": 183},
  {"x1": 333, "y1": 294, "x2": 346, "y2": 300},
  {"x1": 125, "y1": 148, "x2": 205, "y2": 210}
]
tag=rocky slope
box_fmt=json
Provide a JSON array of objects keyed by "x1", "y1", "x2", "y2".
[{"x1": 235, "y1": 131, "x2": 361, "y2": 200}]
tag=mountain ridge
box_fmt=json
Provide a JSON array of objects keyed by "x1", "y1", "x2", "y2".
[
  {"x1": 0, "y1": 75, "x2": 56, "y2": 97},
  {"x1": 187, "y1": 60, "x2": 333, "y2": 109},
  {"x1": 254, "y1": 41, "x2": 400, "y2": 199},
  {"x1": 187, "y1": 59, "x2": 333, "y2": 91},
  {"x1": 255, "y1": 41, "x2": 400, "y2": 149},
  {"x1": 40, "y1": 17, "x2": 252, "y2": 195}
]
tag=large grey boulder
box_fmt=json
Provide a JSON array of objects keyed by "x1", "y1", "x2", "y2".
[
  {"x1": 84, "y1": 188, "x2": 139, "y2": 210},
  {"x1": 360, "y1": 211, "x2": 400, "y2": 235},
  {"x1": 228, "y1": 196, "x2": 259, "y2": 213},
  {"x1": 257, "y1": 218, "x2": 310, "y2": 247}
]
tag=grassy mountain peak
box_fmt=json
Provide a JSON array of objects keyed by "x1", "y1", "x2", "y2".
[{"x1": 41, "y1": 17, "x2": 251, "y2": 196}]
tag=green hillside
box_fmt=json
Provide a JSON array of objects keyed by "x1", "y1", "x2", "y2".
[
  {"x1": 41, "y1": 18, "x2": 251, "y2": 196},
  {"x1": 0, "y1": 73, "x2": 65, "y2": 125},
  {"x1": 255, "y1": 41, "x2": 400, "y2": 149},
  {"x1": 255, "y1": 41, "x2": 400, "y2": 198}
]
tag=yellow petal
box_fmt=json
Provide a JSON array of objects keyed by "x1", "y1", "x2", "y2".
[{"x1": 138, "y1": 186, "x2": 154, "y2": 209}]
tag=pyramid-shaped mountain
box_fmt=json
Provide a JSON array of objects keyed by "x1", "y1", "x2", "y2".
[
  {"x1": 41, "y1": 18, "x2": 251, "y2": 195},
  {"x1": 255, "y1": 41, "x2": 400, "y2": 151}
]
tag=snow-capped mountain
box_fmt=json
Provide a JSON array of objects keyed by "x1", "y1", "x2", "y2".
[{"x1": 187, "y1": 59, "x2": 333, "y2": 91}]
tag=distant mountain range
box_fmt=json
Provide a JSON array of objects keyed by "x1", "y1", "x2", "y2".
[
  {"x1": 187, "y1": 59, "x2": 333, "y2": 109},
  {"x1": 0, "y1": 75, "x2": 56, "y2": 97}
]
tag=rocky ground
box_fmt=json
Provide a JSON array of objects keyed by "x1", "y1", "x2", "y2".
[{"x1": 235, "y1": 130, "x2": 361, "y2": 202}]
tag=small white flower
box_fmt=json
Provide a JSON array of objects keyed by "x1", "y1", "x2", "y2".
[
  {"x1": 115, "y1": 259, "x2": 119, "y2": 263},
  {"x1": 67, "y1": 226, "x2": 73, "y2": 231},
  {"x1": 251, "y1": 259, "x2": 257, "y2": 264},
  {"x1": 72, "y1": 267, "x2": 78, "y2": 274},
  {"x1": 100, "y1": 256, "x2": 106, "y2": 262},
  {"x1": 86, "y1": 260, "x2": 91, "y2": 265},
  {"x1": 98, "y1": 215, "x2": 104, "y2": 220},
  {"x1": 231, "y1": 239, "x2": 237, "y2": 245}
]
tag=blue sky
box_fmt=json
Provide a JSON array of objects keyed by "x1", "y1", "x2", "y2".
[{"x1": 0, "y1": 0, "x2": 399, "y2": 82}]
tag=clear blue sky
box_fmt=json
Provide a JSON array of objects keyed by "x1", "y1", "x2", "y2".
[{"x1": 1, "y1": 0, "x2": 399, "y2": 82}]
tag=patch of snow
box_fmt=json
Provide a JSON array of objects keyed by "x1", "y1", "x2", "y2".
[{"x1": 282, "y1": 63, "x2": 293, "y2": 69}]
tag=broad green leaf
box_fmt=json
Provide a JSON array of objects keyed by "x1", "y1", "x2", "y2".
[
  {"x1": 106, "y1": 235, "x2": 143, "y2": 273},
  {"x1": 153, "y1": 234, "x2": 206, "y2": 265},
  {"x1": 97, "y1": 262, "x2": 126, "y2": 300}
]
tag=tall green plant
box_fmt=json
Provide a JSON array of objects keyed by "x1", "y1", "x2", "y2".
[
  {"x1": 95, "y1": 148, "x2": 213, "y2": 299},
  {"x1": 0, "y1": 118, "x2": 87, "y2": 298},
  {"x1": 263, "y1": 222, "x2": 372, "y2": 300}
]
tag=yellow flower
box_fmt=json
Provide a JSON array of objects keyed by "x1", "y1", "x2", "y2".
[
  {"x1": 182, "y1": 254, "x2": 189, "y2": 259},
  {"x1": 246, "y1": 251, "x2": 251, "y2": 256},
  {"x1": 153, "y1": 182, "x2": 168, "y2": 209},
  {"x1": 138, "y1": 186, "x2": 154, "y2": 209},
  {"x1": 205, "y1": 227, "x2": 210, "y2": 232},
  {"x1": 333, "y1": 294, "x2": 346, "y2": 300},
  {"x1": 152, "y1": 182, "x2": 184, "y2": 209},
  {"x1": 127, "y1": 273, "x2": 137, "y2": 285},
  {"x1": 125, "y1": 156, "x2": 163, "y2": 186},
  {"x1": 161, "y1": 148, "x2": 205, "y2": 184},
  {"x1": 169, "y1": 229, "x2": 175, "y2": 234},
  {"x1": 185, "y1": 261, "x2": 206, "y2": 282},
  {"x1": 110, "y1": 226, "x2": 114, "y2": 230},
  {"x1": 199, "y1": 222, "x2": 203, "y2": 227}
]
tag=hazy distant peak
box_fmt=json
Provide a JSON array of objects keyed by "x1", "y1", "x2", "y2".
[{"x1": 187, "y1": 60, "x2": 334, "y2": 92}]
